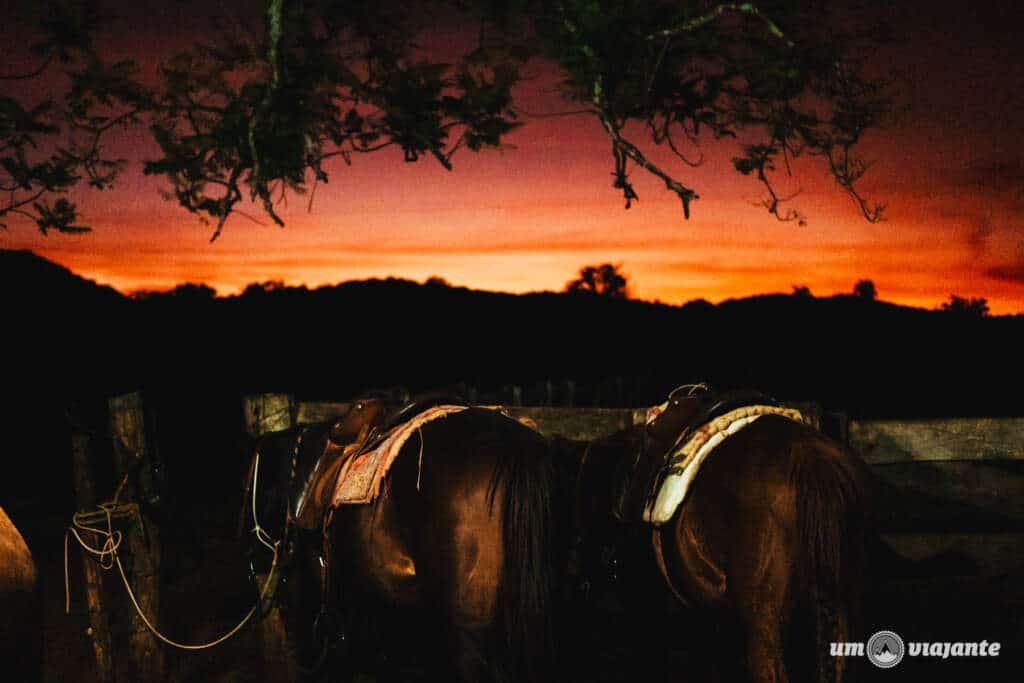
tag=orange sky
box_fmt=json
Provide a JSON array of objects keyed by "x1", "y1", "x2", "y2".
[{"x1": 3, "y1": 1, "x2": 1023, "y2": 313}]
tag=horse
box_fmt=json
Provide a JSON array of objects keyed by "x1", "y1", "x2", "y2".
[
  {"x1": 248, "y1": 396, "x2": 566, "y2": 682},
  {"x1": 566, "y1": 386, "x2": 871, "y2": 683},
  {"x1": 0, "y1": 505, "x2": 40, "y2": 683}
]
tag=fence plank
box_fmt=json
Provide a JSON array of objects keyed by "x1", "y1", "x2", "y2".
[
  {"x1": 294, "y1": 400, "x2": 347, "y2": 428},
  {"x1": 872, "y1": 460, "x2": 1024, "y2": 530},
  {"x1": 502, "y1": 407, "x2": 639, "y2": 441},
  {"x1": 108, "y1": 392, "x2": 165, "y2": 682},
  {"x1": 238, "y1": 394, "x2": 299, "y2": 681},
  {"x1": 269, "y1": 396, "x2": 1024, "y2": 567},
  {"x1": 882, "y1": 531, "x2": 1024, "y2": 572},
  {"x1": 850, "y1": 417, "x2": 1024, "y2": 464},
  {"x1": 243, "y1": 394, "x2": 295, "y2": 437},
  {"x1": 69, "y1": 432, "x2": 114, "y2": 683},
  {"x1": 293, "y1": 402, "x2": 641, "y2": 440}
]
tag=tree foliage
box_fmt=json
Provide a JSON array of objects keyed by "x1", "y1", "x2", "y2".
[
  {"x1": 565, "y1": 262, "x2": 630, "y2": 298},
  {"x1": 791, "y1": 284, "x2": 813, "y2": 298},
  {"x1": 142, "y1": 0, "x2": 526, "y2": 239},
  {"x1": 3, "y1": 0, "x2": 889, "y2": 239},
  {"x1": 853, "y1": 278, "x2": 876, "y2": 300},
  {"x1": 1, "y1": 0, "x2": 149, "y2": 233},
  {"x1": 539, "y1": 0, "x2": 887, "y2": 225},
  {"x1": 940, "y1": 295, "x2": 989, "y2": 318}
]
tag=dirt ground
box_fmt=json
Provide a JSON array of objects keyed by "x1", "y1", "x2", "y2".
[{"x1": 37, "y1": 530, "x2": 1024, "y2": 682}]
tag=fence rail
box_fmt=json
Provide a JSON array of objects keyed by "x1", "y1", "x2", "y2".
[
  {"x1": 243, "y1": 393, "x2": 1024, "y2": 575},
  {"x1": 63, "y1": 390, "x2": 1023, "y2": 683}
]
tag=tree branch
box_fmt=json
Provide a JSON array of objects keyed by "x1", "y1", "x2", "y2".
[
  {"x1": 0, "y1": 51, "x2": 56, "y2": 80},
  {"x1": 514, "y1": 107, "x2": 593, "y2": 119},
  {"x1": 247, "y1": 0, "x2": 286, "y2": 228},
  {"x1": 558, "y1": 3, "x2": 699, "y2": 217},
  {"x1": 647, "y1": 3, "x2": 794, "y2": 47},
  {"x1": 597, "y1": 110, "x2": 698, "y2": 217}
]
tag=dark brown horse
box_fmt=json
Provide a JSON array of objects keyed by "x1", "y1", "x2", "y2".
[
  {"x1": 252, "y1": 399, "x2": 564, "y2": 682},
  {"x1": 0, "y1": 505, "x2": 40, "y2": 683},
  {"x1": 568, "y1": 387, "x2": 871, "y2": 683}
]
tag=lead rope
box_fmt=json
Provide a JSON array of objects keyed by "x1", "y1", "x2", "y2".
[{"x1": 64, "y1": 450, "x2": 281, "y2": 650}]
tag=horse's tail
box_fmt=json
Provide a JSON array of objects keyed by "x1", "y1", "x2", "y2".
[
  {"x1": 490, "y1": 423, "x2": 559, "y2": 681},
  {"x1": 791, "y1": 434, "x2": 870, "y2": 683}
]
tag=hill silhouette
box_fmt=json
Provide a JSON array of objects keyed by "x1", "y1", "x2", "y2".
[
  {"x1": 0, "y1": 250, "x2": 126, "y2": 307},
  {"x1": 2, "y1": 249, "x2": 1021, "y2": 417},
  {"x1": 1, "y1": 247, "x2": 1021, "y2": 590},
  {"x1": 2, "y1": 250, "x2": 130, "y2": 395}
]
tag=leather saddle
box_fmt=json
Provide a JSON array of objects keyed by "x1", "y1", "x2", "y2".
[
  {"x1": 290, "y1": 392, "x2": 471, "y2": 530},
  {"x1": 611, "y1": 387, "x2": 777, "y2": 523},
  {"x1": 362, "y1": 392, "x2": 470, "y2": 453}
]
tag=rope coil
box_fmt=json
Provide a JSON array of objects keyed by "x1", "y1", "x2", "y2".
[{"x1": 65, "y1": 453, "x2": 280, "y2": 650}]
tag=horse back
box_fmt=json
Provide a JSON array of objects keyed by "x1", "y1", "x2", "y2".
[{"x1": 0, "y1": 506, "x2": 40, "y2": 682}]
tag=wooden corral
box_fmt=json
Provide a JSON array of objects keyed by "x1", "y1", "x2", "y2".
[
  {"x1": 268, "y1": 395, "x2": 1024, "y2": 680},
  {"x1": 49, "y1": 392, "x2": 1022, "y2": 683},
  {"x1": 249, "y1": 395, "x2": 1024, "y2": 574},
  {"x1": 243, "y1": 393, "x2": 1024, "y2": 585}
]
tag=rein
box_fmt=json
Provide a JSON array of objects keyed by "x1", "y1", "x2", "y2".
[{"x1": 64, "y1": 450, "x2": 282, "y2": 650}]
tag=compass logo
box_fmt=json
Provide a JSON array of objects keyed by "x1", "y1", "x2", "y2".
[{"x1": 866, "y1": 631, "x2": 906, "y2": 669}]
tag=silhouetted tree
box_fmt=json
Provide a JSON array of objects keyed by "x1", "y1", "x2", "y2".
[
  {"x1": 7, "y1": 0, "x2": 888, "y2": 238},
  {"x1": 940, "y1": 295, "x2": 989, "y2": 317},
  {"x1": 565, "y1": 263, "x2": 630, "y2": 298},
  {"x1": 853, "y1": 279, "x2": 877, "y2": 300},
  {"x1": 425, "y1": 276, "x2": 452, "y2": 287},
  {"x1": 132, "y1": 283, "x2": 217, "y2": 301},
  {"x1": 792, "y1": 285, "x2": 813, "y2": 298},
  {"x1": 241, "y1": 280, "x2": 287, "y2": 297}
]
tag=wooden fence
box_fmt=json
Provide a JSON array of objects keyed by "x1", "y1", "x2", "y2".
[
  {"x1": 67, "y1": 392, "x2": 1023, "y2": 682},
  {"x1": 245, "y1": 394, "x2": 1024, "y2": 571}
]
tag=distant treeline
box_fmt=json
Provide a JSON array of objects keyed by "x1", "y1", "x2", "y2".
[{"x1": 5, "y1": 249, "x2": 1022, "y2": 419}]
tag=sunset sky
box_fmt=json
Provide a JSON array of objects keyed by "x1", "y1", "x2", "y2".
[{"x1": 3, "y1": 0, "x2": 1023, "y2": 313}]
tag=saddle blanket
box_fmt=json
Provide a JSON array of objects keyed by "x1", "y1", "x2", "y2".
[
  {"x1": 643, "y1": 405, "x2": 815, "y2": 525},
  {"x1": 331, "y1": 405, "x2": 469, "y2": 506}
]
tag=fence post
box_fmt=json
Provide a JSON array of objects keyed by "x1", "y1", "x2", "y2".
[
  {"x1": 69, "y1": 432, "x2": 115, "y2": 683},
  {"x1": 241, "y1": 393, "x2": 299, "y2": 683},
  {"x1": 108, "y1": 392, "x2": 165, "y2": 682},
  {"x1": 243, "y1": 393, "x2": 295, "y2": 437}
]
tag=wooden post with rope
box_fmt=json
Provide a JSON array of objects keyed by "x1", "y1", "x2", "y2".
[
  {"x1": 108, "y1": 392, "x2": 166, "y2": 682},
  {"x1": 69, "y1": 431, "x2": 115, "y2": 683},
  {"x1": 242, "y1": 393, "x2": 299, "y2": 683}
]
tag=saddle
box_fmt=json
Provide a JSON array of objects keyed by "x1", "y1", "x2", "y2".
[
  {"x1": 290, "y1": 393, "x2": 471, "y2": 530},
  {"x1": 363, "y1": 392, "x2": 470, "y2": 452},
  {"x1": 290, "y1": 426, "x2": 358, "y2": 530},
  {"x1": 611, "y1": 387, "x2": 777, "y2": 523}
]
